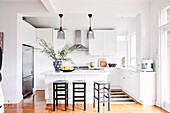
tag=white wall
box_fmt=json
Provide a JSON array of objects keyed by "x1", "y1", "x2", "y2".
[
  {"x1": 19, "y1": 19, "x2": 36, "y2": 91},
  {"x1": 150, "y1": 0, "x2": 170, "y2": 107},
  {"x1": 0, "y1": 2, "x2": 47, "y2": 104},
  {"x1": 150, "y1": 0, "x2": 170, "y2": 59}
]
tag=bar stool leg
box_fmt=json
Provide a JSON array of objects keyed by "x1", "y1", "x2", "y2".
[
  {"x1": 98, "y1": 84, "x2": 100, "y2": 112},
  {"x1": 56, "y1": 84, "x2": 58, "y2": 106},
  {"x1": 65, "y1": 84, "x2": 67, "y2": 111},
  {"x1": 103, "y1": 85, "x2": 105, "y2": 106},
  {"x1": 53, "y1": 84, "x2": 55, "y2": 111},
  {"x1": 73, "y1": 84, "x2": 75, "y2": 111},
  {"x1": 108, "y1": 84, "x2": 111, "y2": 111},
  {"x1": 93, "y1": 83, "x2": 95, "y2": 108},
  {"x1": 67, "y1": 83, "x2": 68, "y2": 106},
  {"x1": 84, "y1": 83, "x2": 86, "y2": 111}
]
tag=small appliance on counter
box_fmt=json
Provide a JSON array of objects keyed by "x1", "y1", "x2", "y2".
[{"x1": 141, "y1": 59, "x2": 154, "y2": 72}]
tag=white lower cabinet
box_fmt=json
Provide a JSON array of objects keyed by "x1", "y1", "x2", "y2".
[
  {"x1": 119, "y1": 69, "x2": 155, "y2": 105},
  {"x1": 106, "y1": 69, "x2": 120, "y2": 89}
]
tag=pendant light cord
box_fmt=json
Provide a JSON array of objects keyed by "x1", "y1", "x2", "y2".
[
  {"x1": 60, "y1": 18, "x2": 62, "y2": 27},
  {"x1": 89, "y1": 18, "x2": 91, "y2": 28},
  {"x1": 88, "y1": 14, "x2": 92, "y2": 31}
]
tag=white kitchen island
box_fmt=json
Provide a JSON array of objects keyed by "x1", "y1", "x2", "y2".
[{"x1": 42, "y1": 70, "x2": 109, "y2": 104}]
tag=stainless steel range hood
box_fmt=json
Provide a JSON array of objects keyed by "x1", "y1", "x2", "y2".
[{"x1": 69, "y1": 30, "x2": 88, "y2": 51}]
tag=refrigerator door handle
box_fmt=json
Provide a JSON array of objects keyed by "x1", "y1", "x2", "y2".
[{"x1": 23, "y1": 76, "x2": 33, "y2": 81}]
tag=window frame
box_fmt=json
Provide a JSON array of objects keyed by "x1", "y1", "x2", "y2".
[{"x1": 127, "y1": 32, "x2": 136, "y2": 67}]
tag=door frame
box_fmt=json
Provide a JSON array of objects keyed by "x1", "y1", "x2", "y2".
[{"x1": 158, "y1": 23, "x2": 170, "y2": 111}]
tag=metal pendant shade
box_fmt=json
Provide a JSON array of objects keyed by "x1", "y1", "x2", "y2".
[
  {"x1": 57, "y1": 14, "x2": 65, "y2": 39},
  {"x1": 87, "y1": 14, "x2": 94, "y2": 39}
]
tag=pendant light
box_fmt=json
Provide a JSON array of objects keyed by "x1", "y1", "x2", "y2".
[
  {"x1": 57, "y1": 14, "x2": 65, "y2": 39},
  {"x1": 87, "y1": 14, "x2": 94, "y2": 39}
]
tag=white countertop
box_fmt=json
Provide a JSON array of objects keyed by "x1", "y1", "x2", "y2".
[{"x1": 42, "y1": 70, "x2": 110, "y2": 75}]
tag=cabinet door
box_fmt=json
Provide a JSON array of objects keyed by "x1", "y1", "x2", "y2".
[
  {"x1": 127, "y1": 71, "x2": 133, "y2": 94},
  {"x1": 121, "y1": 71, "x2": 126, "y2": 90},
  {"x1": 21, "y1": 21, "x2": 36, "y2": 46},
  {"x1": 89, "y1": 30, "x2": 103, "y2": 55},
  {"x1": 103, "y1": 30, "x2": 117, "y2": 55},
  {"x1": 107, "y1": 69, "x2": 120, "y2": 89},
  {"x1": 133, "y1": 72, "x2": 140, "y2": 99}
]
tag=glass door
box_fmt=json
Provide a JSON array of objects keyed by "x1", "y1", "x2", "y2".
[
  {"x1": 159, "y1": 6, "x2": 170, "y2": 110},
  {"x1": 165, "y1": 30, "x2": 170, "y2": 108},
  {"x1": 161, "y1": 28, "x2": 170, "y2": 110}
]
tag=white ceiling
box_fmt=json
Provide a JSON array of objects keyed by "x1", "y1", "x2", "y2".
[
  {"x1": 0, "y1": 0, "x2": 150, "y2": 3},
  {"x1": 54, "y1": 0, "x2": 150, "y2": 3},
  {"x1": 25, "y1": 14, "x2": 136, "y2": 34},
  {"x1": 0, "y1": 0, "x2": 40, "y2": 2}
]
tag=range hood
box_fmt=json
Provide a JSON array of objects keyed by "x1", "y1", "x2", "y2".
[{"x1": 69, "y1": 30, "x2": 88, "y2": 51}]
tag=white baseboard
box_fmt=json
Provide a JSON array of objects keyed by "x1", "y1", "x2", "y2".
[{"x1": 162, "y1": 107, "x2": 170, "y2": 112}]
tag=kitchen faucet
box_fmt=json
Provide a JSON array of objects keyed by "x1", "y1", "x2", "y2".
[{"x1": 130, "y1": 57, "x2": 136, "y2": 67}]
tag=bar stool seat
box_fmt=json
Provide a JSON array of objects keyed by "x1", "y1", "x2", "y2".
[
  {"x1": 54, "y1": 80, "x2": 68, "y2": 83},
  {"x1": 53, "y1": 80, "x2": 68, "y2": 111},
  {"x1": 73, "y1": 80, "x2": 86, "y2": 111},
  {"x1": 93, "y1": 81, "x2": 111, "y2": 112}
]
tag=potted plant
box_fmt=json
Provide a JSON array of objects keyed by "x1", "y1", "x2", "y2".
[{"x1": 37, "y1": 38, "x2": 74, "y2": 71}]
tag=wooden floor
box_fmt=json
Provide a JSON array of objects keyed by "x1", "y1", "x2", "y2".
[{"x1": 4, "y1": 91, "x2": 168, "y2": 113}]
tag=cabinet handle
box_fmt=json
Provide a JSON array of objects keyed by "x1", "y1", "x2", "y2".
[{"x1": 123, "y1": 77, "x2": 125, "y2": 79}]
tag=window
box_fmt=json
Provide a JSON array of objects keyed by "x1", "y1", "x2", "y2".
[
  {"x1": 128, "y1": 33, "x2": 136, "y2": 67},
  {"x1": 160, "y1": 6, "x2": 170, "y2": 26},
  {"x1": 117, "y1": 35, "x2": 126, "y2": 41}
]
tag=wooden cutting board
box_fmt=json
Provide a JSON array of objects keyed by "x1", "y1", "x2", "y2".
[{"x1": 98, "y1": 58, "x2": 107, "y2": 67}]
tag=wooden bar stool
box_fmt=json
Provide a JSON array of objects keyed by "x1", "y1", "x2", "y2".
[
  {"x1": 73, "y1": 80, "x2": 86, "y2": 111},
  {"x1": 93, "y1": 81, "x2": 111, "y2": 112},
  {"x1": 53, "y1": 80, "x2": 68, "y2": 111}
]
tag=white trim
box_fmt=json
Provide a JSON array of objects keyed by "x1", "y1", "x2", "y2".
[
  {"x1": 159, "y1": 9, "x2": 170, "y2": 109},
  {"x1": 162, "y1": 107, "x2": 170, "y2": 112}
]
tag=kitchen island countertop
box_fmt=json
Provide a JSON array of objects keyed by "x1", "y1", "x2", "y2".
[
  {"x1": 43, "y1": 69, "x2": 109, "y2": 104},
  {"x1": 42, "y1": 70, "x2": 110, "y2": 75}
]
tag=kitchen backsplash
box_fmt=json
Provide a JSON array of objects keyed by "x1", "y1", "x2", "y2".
[{"x1": 65, "y1": 41, "x2": 127, "y2": 67}]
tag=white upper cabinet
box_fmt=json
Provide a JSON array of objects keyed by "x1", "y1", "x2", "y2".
[
  {"x1": 20, "y1": 21, "x2": 36, "y2": 46},
  {"x1": 103, "y1": 30, "x2": 117, "y2": 55},
  {"x1": 89, "y1": 30, "x2": 117, "y2": 55},
  {"x1": 89, "y1": 30, "x2": 103, "y2": 55}
]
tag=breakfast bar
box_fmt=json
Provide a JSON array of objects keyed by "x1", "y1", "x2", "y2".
[{"x1": 42, "y1": 70, "x2": 109, "y2": 104}]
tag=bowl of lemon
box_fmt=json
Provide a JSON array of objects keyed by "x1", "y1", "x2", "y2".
[{"x1": 60, "y1": 66, "x2": 75, "y2": 72}]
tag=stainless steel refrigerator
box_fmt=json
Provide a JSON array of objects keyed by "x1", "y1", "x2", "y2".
[{"x1": 22, "y1": 44, "x2": 34, "y2": 98}]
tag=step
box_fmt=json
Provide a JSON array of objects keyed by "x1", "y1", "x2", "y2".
[
  {"x1": 111, "y1": 98, "x2": 133, "y2": 101},
  {"x1": 111, "y1": 92, "x2": 125, "y2": 95},
  {"x1": 111, "y1": 95, "x2": 129, "y2": 98},
  {"x1": 111, "y1": 101, "x2": 136, "y2": 104},
  {"x1": 111, "y1": 90, "x2": 122, "y2": 92}
]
